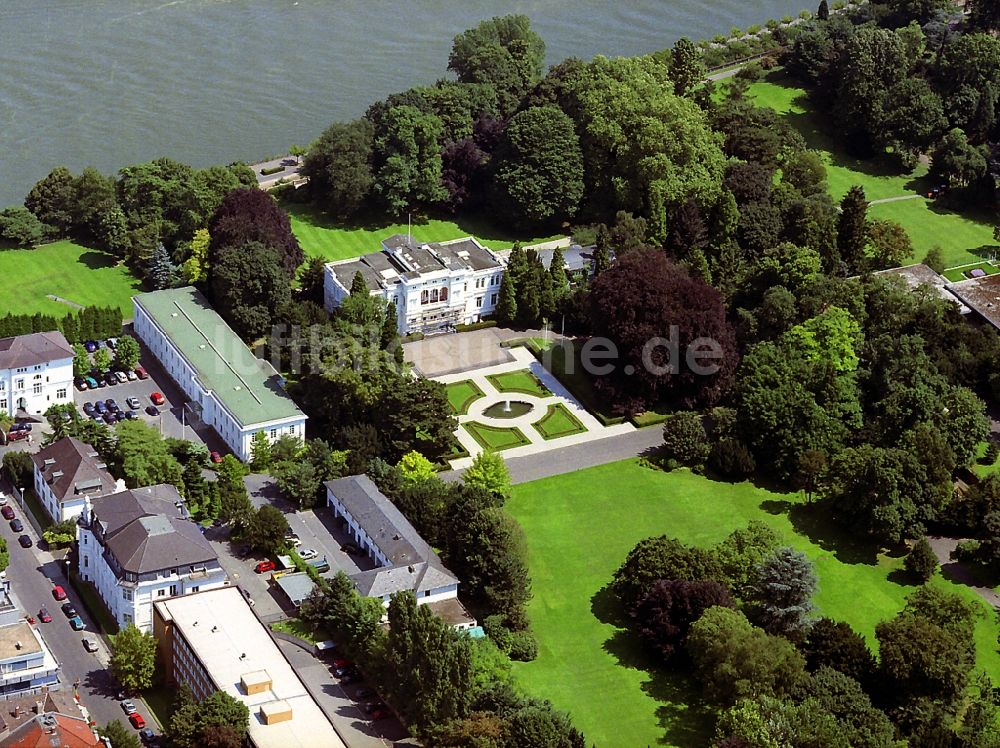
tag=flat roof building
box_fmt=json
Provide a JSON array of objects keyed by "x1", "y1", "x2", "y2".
[
  {"x1": 132, "y1": 287, "x2": 306, "y2": 461},
  {"x1": 153, "y1": 587, "x2": 345, "y2": 748},
  {"x1": 946, "y1": 274, "x2": 1000, "y2": 330}
]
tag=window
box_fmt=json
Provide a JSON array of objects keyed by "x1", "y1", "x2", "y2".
[
  {"x1": 56, "y1": 388, "x2": 66, "y2": 399},
  {"x1": 191, "y1": 586, "x2": 199, "y2": 594},
  {"x1": 169, "y1": 584, "x2": 177, "y2": 596},
  {"x1": 123, "y1": 589, "x2": 133, "y2": 601},
  {"x1": 33, "y1": 374, "x2": 41, "y2": 380},
  {"x1": 32, "y1": 384, "x2": 42, "y2": 395},
  {"x1": 15, "y1": 380, "x2": 23, "y2": 390},
  {"x1": 157, "y1": 589, "x2": 166, "y2": 597},
  {"x1": 270, "y1": 429, "x2": 277, "y2": 440},
  {"x1": 491, "y1": 293, "x2": 498, "y2": 306},
  {"x1": 440, "y1": 287, "x2": 448, "y2": 301},
  {"x1": 0, "y1": 401, "x2": 5, "y2": 412},
  {"x1": 33, "y1": 365, "x2": 41, "y2": 371},
  {"x1": 424, "y1": 590, "x2": 431, "y2": 597},
  {"x1": 475, "y1": 297, "x2": 483, "y2": 306},
  {"x1": 83, "y1": 557, "x2": 88, "y2": 568},
  {"x1": 124, "y1": 614, "x2": 133, "y2": 624},
  {"x1": 0, "y1": 382, "x2": 5, "y2": 390}
]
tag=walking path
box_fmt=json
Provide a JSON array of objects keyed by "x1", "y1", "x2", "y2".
[
  {"x1": 926, "y1": 535, "x2": 1000, "y2": 608},
  {"x1": 869, "y1": 194, "x2": 923, "y2": 205},
  {"x1": 436, "y1": 347, "x2": 635, "y2": 469}
]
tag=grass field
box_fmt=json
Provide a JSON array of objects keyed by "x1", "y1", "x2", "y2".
[
  {"x1": 285, "y1": 203, "x2": 564, "y2": 262},
  {"x1": 445, "y1": 380, "x2": 486, "y2": 415},
  {"x1": 462, "y1": 422, "x2": 531, "y2": 451},
  {"x1": 746, "y1": 74, "x2": 999, "y2": 268},
  {"x1": 508, "y1": 460, "x2": 1000, "y2": 748},
  {"x1": 486, "y1": 369, "x2": 551, "y2": 397},
  {"x1": 943, "y1": 261, "x2": 1000, "y2": 283},
  {"x1": 0, "y1": 240, "x2": 143, "y2": 318},
  {"x1": 533, "y1": 403, "x2": 586, "y2": 440}
]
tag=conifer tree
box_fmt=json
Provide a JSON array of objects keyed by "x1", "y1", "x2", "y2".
[
  {"x1": 593, "y1": 224, "x2": 611, "y2": 276},
  {"x1": 495, "y1": 272, "x2": 518, "y2": 324},
  {"x1": 837, "y1": 185, "x2": 868, "y2": 273},
  {"x1": 549, "y1": 246, "x2": 568, "y2": 300}
]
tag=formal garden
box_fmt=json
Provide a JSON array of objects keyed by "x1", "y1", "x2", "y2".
[{"x1": 508, "y1": 459, "x2": 1000, "y2": 748}]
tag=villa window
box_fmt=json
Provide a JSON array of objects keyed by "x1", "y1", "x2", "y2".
[
  {"x1": 421, "y1": 290, "x2": 429, "y2": 304},
  {"x1": 56, "y1": 388, "x2": 66, "y2": 399},
  {"x1": 475, "y1": 297, "x2": 483, "y2": 306},
  {"x1": 32, "y1": 385, "x2": 42, "y2": 395},
  {"x1": 270, "y1": 429, "x2": 277, "y2": 439},
  {"x1": 440, "y1": 287, "x2": 448, "y2": 301},
  {"x1": 491, "y1": 293, "x2": 498, "y2": 306}
]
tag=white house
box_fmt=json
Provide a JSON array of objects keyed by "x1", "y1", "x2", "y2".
[
  {"x1": 0, "y1": 586, "x2": 59, "y2": 696},
  {"x1": 324, "y1": 235, "x2": 505, "y2": 335},
  {"x1": 0, "y1": 331, "x2": 74, "y2": 417},
  {"x1": 31, "y1": 438, "x2": 122, "y2": 523},
  {"x1": 77, "y1": 484, "x2": 228, "y2": 632},
  {"x1": 325, "y1": 475, "x2": 475, "y2": 629},
  {"x1": 132, "y1": 287, "x2": 307, "y2": 462}
]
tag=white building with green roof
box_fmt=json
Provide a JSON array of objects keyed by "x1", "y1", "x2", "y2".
[{"x1": 132, "y1": 287, "x2": 306, "y2": 461}]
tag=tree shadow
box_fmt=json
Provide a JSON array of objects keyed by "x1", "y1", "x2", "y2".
[
  {"x1": 77, "y1": 250, "x2": 119, "y2": 271},
  {"x1": 886, "y1": 568, "x2": 920, "y2": 586},
  {"x1": 785, "y1": 500, "x2": 883, "y2": 565}
]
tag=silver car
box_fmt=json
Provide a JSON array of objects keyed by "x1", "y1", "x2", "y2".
[{"x1": 115, "y1": 371, "x2": 128, "y2": 384}]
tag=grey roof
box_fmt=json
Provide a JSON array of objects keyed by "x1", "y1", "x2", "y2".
[
  {"x1": 325, "y1": 475, "x2": 458, "y2": 594},
  {"x1": 429, "y1": 238, "x2": 503, "y2": 272},
  {"x1": 874, "y1": 263, "x2": 968, "y2": 312},
  {"x1": 90, "y1": 484, "x2": 218, "y2": 575},
  {"x1": 0, "y1": 330, "x2": 74, "y2": 370},
  {"x1": 274, "y1": 571, "x2": 317, "y2": 607},
  {"x1": 31, "y1": 438, "x2": 117, "y2": 504}
]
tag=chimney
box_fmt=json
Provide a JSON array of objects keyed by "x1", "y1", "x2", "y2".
[
  {"x1": 34, "y1": 701, "x2": 44, "y2": 714},
  {"x1": 15, "y1": 641, "x2": 22, "y2": 650}
]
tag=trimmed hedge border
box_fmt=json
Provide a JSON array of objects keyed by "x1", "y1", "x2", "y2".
[
  {"x1": 260, "y1": 165, "x2": 284, "y2": 176},
  {"x1": 456, "y1": 320, "x2": 498, "y2": 332},
  {"x1": 463, "y1": 422, "x2": 532, "y2": 451},
  {"x1": 534, "y1": 403, "x2": 587, "y2": 440}
]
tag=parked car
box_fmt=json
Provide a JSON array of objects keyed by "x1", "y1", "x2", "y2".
[
  {"x1": 125, "y1": 410, "x2": 139, "y2": 421},
  {"x1": 105, "y1": 398, "x2": 118, "y2": 410},
  {"x1": 95, "y1": 401, "x2": 107, "y2": 415},
  {"x1": 1, "y1": 507, "x2": 15, "y2": 521},
  {"x1": 83, "y1": 638, "x2": 98, "y2": 653},
  {"x1": 9, "y1": 422, "x2": 31, "y2": 432},
  {"x1": 121, "y1": 700, "x2": 137, "y2": 715},
  {"x1": 254, "y1": 560, "x2": 276, "y2": 574},
  {"x1": 209, "y1": 451, "x2": 222, "y2": 464},
  {"x1": 139, "y1": 727, "x2": 155, "y2": 743},
  {"x1": 299, "y1": 548, "x2": 318, "y2": 560},
  {"x1": 285, "y1": 534, "x2": 302, "y2": 547},
  {"x1": 52, "y1": 586, "x2": 67, "y2": 601},
  {"x1": 281, "y1": 158, "x2": 298, "y2": 166},
  {"x1": 356, "y1": 687, "x2": 376, "y2": 699},
  {"x1": 332, "y1": 658, "x2": 354, "y2": 669},
  {"x1": 126, "y1": 370, "x2": 138, "y2": 381},
  {"x1": 150, "y1": 392, "x2": 165, "y2": 405},
  {"x1": 10, "y1": 519, "x2": 23, "y2": 532},
  {"x1": 128, "y1": 713, "x2": 146, "y2": 730},
  {"x1": 68, "y1": 615, "x2": 85, "y2": 631},
  {"x1": 333, "y1": 666, "x2": 355, "y2": 678},
  {"x1": 363, "y1": 700, "x2": 386, "y2": 714},
  {"x1": 60, "y1": 410, "x2": 72, "y2": 423},
  {"x1": 103, "y1": 414, "x2": 117, "y2": 426},
  {"x1": 106, "y1": 337, "x2": 118, "y2": 349},
  {"x1": 104, "y1": 371, "x2": 118, "y2": 386},
  {"x1": 370, "y1": 708, "x2": 390, "y2": 721},
  {"x1": 134, "y1": 366, "x2": 148, "y2": 380},
  {"x1": 74, "y1": 377, "x2": 88, "y2": 391},
  {"x1": 18, "y1": 535, "x2": 32, "y2": 548},
  {"x1": 61, "y1": 602, "x2": 76, "y2": 617},
  {"x1": 38, "y1": 608, "x2": 51, "y2": 623},
  {"x1": 145, "y1": 405, "x2": 159, "y2": 416},
  {"x1": 115, "y1": 371, "x2": 128, "y2": 384},
  {"x1": 85, "y1": 376, "x2": 99, "y2": 389},
  {"x1": 7, "y1": 430, "x2": 28, "y2": 442},
  {"x1": 0, "y1": 495, "x2": 7, "y2": 507},
  {"x1": 126, "y1": 397, "x2": 140, "y2": 410},
  {"x1": 84, "y1": 340, "x2": 98, "y2": 353}
]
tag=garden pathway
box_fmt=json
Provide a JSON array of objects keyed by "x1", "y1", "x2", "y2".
[
  {"x1": 436, "y1": 347, "x2": 634, "y2": 469},
  {"x1": 868, "y1": 194, "x2": 923, "y2": 205},
  {"x1": 926, "y1": 535, "x2": 1000, "y2": 608}
]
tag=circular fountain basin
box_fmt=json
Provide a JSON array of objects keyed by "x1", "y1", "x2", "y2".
[{"x1": 482, "y1": 401, "x2": 534, "y2": 419}]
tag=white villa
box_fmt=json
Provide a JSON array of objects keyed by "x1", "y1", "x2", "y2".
[
  {"x1": 77, "y1": 484, "x2": 227, "y2": 632},
  {"x1": 324, "y1": 235, "x2": 505, "y2": 335},
  {"x1": 133, "y1": 287, "x2": 307, "y2": 462},
  {"x1": 326, "y1": 475, "x2": 476, "y2": 629},
  {"x1": 0, "y1": 331, "x2": 75, "y2": 417},
  {"x1": 31, "y1": 438, "x2": 123, "y2": 523}
]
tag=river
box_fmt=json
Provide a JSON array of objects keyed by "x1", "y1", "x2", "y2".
[{"x1": 0, "y1": 0, "x2": 809, "y2": 208}]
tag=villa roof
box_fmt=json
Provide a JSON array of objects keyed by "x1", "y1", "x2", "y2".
[
  {"x1": 31, "y1": 438, "x2": 117, "y2": 504},
  {"x1": 0, "y1": 331, "x2": 74, "y2": 371}
]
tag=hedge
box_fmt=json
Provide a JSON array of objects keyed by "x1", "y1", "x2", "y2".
[
  {"x1": 259, "y1": 165, "x2": 284, "y2": 176},
  {"x1": 0, "y1": 306, "x2": 122, "y2": 343},
  {"x1": 456, "y1": 320, "x2": 498, "y2": 333}
]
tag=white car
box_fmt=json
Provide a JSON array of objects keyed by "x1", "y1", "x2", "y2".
[
  {"x1": 299, "y1": 548, "x2": 318, "y2": 560},
  {"x1": 126, "y1": 370, "x2": 138, "y2": 381},
  {"x1": 286, "y1": 534, "x2": 302, "y2": 547},
  {"x1": 0, "y1": 494, "x2": 7, "y2": 507},
  {"x1": 115, "y1": 371, "x2": 128, "y2": 384}
]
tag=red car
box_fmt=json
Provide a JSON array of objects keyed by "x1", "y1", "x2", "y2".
[
  {"x1": 332, "y1": 658, "x2": 354, "y2": 669},
  {"x1": 0, "y1": 506, "x2": 13, "y2": 521},
  {"x1": 6, "y1": 430, "x2": 28, "y2": 442},
  {"x1": 128, "y1": 713, "x2": 146, "y2": 730},
  {"x1": 150, "y1": 392, "x2": 165, "y2": 406},
  {"x1": 52, "y1": 586, "x2": 67, "y2": 601},
  {"x1": 209, "y1": 451, "x2": 223, "y2": 464},
  {"x1": 134, "y1": 367, "x2": 148, "y2": 380},
  {"x1": 254, "y1": 560, "x2": 276, "y2": 574},
  {"x1": 38, "y1": 608, "x2": 52, "y2": 623}
]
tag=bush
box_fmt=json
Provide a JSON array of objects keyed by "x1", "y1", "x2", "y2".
[
  {"x1": 508, "y1": 631, "x2": 538, "y2": 661},
  {"x1": 747, "y1": 24, "x2": 762, "y2": 34},
  {"x1": 259, "y1": 165, "x2": 284, "y2": 176},
  {"x1": 709, "y1": 438, "x2": 756, "y2": 479},
  {"x1": 905, "y1": 538, "x2": 939, "y2": 582},
  {"x1": 483, "y1": 615, "x2": 514, "y2": 655},
  {"x1": 954, "y1": 540, "x2": 981, "y2": 564},
  {"x1": 662, "y1": 412, "x2": 709, "y2": 466},
  {"x1": 982, "y1": 441, "x2": 1000, "y2": 465},
  {"x1": 766, "y1": 18, "x2": 782, "y2": 29},
  {"x1": 781, "y1": 15, "x2": 794, "y2": 23},
  {"x1": 799, "y1": 10, "x2": 812, "y2": 18},
  {"x1": 456, "y1": 320, "x2": 498, "y2": 333}
]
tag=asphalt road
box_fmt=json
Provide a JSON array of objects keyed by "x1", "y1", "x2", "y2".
[{"x1": 0, "y1": 478, "x2": 156, "y2": 736}]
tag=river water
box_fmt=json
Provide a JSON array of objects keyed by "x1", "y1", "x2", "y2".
[{"x1": 0, "y1": 0, "x2": 808, "y2": 208}]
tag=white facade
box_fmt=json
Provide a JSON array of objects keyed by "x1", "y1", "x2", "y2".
[
  {"x1": 0, "y1": 358, "x2": 72, "y2": 417},
  {"x1": 78, "y1": 519, "x2": 227, "y2": 632},
  {"x1": 33, "y1": 471, "x2": 122, "y2": 525},
  {"x1": 0, "y1": 589, "x2": 59, "y2": 695},
  {"x1": 132, "y1": 292, "x2": 307, "y2": 462},
  {"x1": 324, "y1": 236, "x2": 505, "y2": 335}
]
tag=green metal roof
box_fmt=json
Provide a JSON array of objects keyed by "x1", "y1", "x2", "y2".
[{"x1": 133, "y1": 287, "x2": 305, "y2": 428}]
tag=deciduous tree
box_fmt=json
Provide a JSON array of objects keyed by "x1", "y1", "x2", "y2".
[
  {"x1": 302, "y1": 119, "x2": 374, "y2": 217},
  {"x1": 110, "y1": 624, "x2": 157, "y2": 692},
  {"x1": 632, "y1": 579, "x2": 734, "y2": 661},
  {"x1": 210, "y1": 241, "x2": 291, "y2": 341},
  {"x1": 208, "y1": 188, "x2": 303, "y2": 277}
]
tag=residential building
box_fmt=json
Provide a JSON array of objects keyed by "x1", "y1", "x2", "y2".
[
  {"x1": 0, "y1": 693, "x2": 97, "y2": 747},
  {"x1": 0, "y1": 587, "x2": 59, "y2": 697},
  {"x1": 31, "y1": 438, "x2": 122, "y2": 523},
  {"x1": 325, "y1": 475, "x2": 476, "y2": 628},
  {"x1": 0, "y1": 331, "x2": 74, "y2": 417},
  {"x1": 153, "y1": 587, "x2": 345, "y2": 748},
  {"x1": 132, "y1": 287, "x2": 306, "y2": 461},
  {"x1": 324, "y1": 235, "x2": 505, "y2": 334},
  {"x1": 77, "y1": 484, "x2": 227, "y2": 632}
]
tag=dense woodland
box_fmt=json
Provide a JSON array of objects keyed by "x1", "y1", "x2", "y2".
[{"x1": 5, "y1": 2, "x2": 1000, "y2": 744}]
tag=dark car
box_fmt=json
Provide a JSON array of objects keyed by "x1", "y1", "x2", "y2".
[
  {"x1": 105, "y1": 398, "x2": 118, "y2": 409},
  {"x1": 103, "y1": 414, "x2": 117, "y2": 426},
  {"x1": 370, "y1": 708, "x2": 390, "y2": 721},
  {"x1": 145, "y1": 405, "x2": 159, "y2": 416},
  {"x1": 1, "y1": 506, "x2": 15, "y2": 521},
  {"x1": 94, "y1": 376, "x2": 106, "y2": 388},
  {"x1": 281, "y1": 158, "x2": 298, "y2": 166},
  {"x1": 363, "y1": 700, "x2": 386, "y2": 714},
  {"x1": 95, "y1": 401, "x2": 107, "y2": 415},
  {"x1": 340, "y1": 542, "x2": 361, "y2": 555},
  {"x1": 125, "y1": 410, "x2": 139, "y2": 420},
  {"x1": 9, "y1": 520, "x2": 22, "y2": 532},
  {"x1": 18, "y1": 535, "x2": 32, "y2": 548},
  {"x1": 61, "y1": 602, "x2": 77, "y2": 618},
  {"x1": 9, "y1": 422, "x2": 31, "y2": 432},
  {"x1": 139, "y1": 727, "x2": 155, "y2": 743},
  {"x1": 84, "y1": 340, "x2": 98, "y2": 353},
  {"x1": 356, "y1": 687, "x2": 376, "y2": 700},
  {"x1": 104, "y1": 371, "x2": 118, "y2": 386},
  {"x1": 74, "y1": 377, "x2": 88, "y2": 391}
]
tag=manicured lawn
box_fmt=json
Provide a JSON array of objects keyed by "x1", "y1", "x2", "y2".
[
  {"x1": 486, "y1": 369, "x2": 550, "y2": 397},
  {"x1": 270, "y1": 617, "x2": 328, "y2": 644},
  {"x1": 142, "y1": 685, "x2": 176, "y2": 729},
  {"x1": 284, "y1": 202, "x2": 564, "y2": 262},
  {"x1": 445, "y1": 380, "x2": 486, "y2": 415},
  {"x1": 0, "y1": 240, "x2": 143, "y2": 319},
  {"x1": 462, "y1": 422, "x2": 531, "y2": 451},
  {"x1": 526, "y1": 340, "x2": 625, "y2": 426},
  {"x1": 942, "y1": 261, "x2": 1000, "y2": 283},
  {"x1": 533, "y1": 403, "x2": 586, "y2": 440},
  {"x1": 745, "y1": 74, "x2": 1000, "y2": 268},
  {"x1": 507, "y1": 460, "x2": 1000, "y2": 748}
]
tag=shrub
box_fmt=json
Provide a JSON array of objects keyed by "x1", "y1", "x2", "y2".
[
  {"x1": 713, "y1": 34, "x2": 727, "y2": 45},
  {"x1": 905, "y1": 538, "x2": 939, "y2": 582},
  {"x1": 662, "y1": 412, "x2": 710, "y2": 466},
  {"x1": 709, "y1": 438, "x2": 756, "y2": 479},
  {"x1": 456, "y1": 320, "x2": 498, "y2": 332},
  {"x1": 983, "y1": 441, "x2": 1000, "y2": 465},
  {"x1": 483, "y1": 615, "x2": 513, "y2": 655},
  {"x1": 259, "y1": 165, "x2": 284, "y2": 176},
  {"x1": 509, "y1": 631, "x2": 538, "y2": 661},
  {"x1": 781, "y1": 15, "x2": 794, "y2": 23},
  {"x1": 954, "y1": 540, "x2": 981, "y2": 564},
  {"x1": 747, "y1": 24, "x2": 762, "y2": 34},
  {"x1": 799, "y1": 10, "x2": 812, "y2": 18},
  {"x1": 766, "y1": 18, "x2": 782, "y2": 29}
]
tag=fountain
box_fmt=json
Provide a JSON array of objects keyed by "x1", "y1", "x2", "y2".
[
  {"x1": 502, "y1": 400, "x2": 511, "y2": 413},
  {"x1": 484, "y1": 400, "x2": 534, "y2": 419}
]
